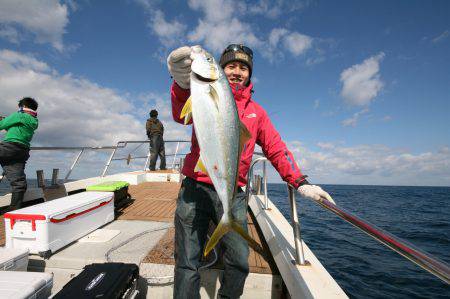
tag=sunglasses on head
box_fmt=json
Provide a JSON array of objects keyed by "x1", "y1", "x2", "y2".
[{"x1": 223, "y1": 44, "x2": 253, "y2": 58}]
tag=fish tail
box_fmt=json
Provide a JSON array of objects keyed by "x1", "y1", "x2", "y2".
[
  {"x1": 203, "y1": 217, "x2": 264, "y2": 258},
  {"x1": 204, "y1": 219, "x2": 231, "y2": 256}
]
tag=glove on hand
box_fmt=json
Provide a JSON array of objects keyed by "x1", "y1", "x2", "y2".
[
  {"x1": 167, "y1": 46, "x2": 193, "y2": 89},
  {"x1": 298, "y1": 185, "x2": 336, "y2": 204}
]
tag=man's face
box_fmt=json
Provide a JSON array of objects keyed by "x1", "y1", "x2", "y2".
[{"x1": 224, "y1": 61, "x2": 250, "y2": 86}]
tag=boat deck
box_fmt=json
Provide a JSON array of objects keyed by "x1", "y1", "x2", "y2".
[
  {"x1": 0, "y1": 180, "x2": 277, "y2": 275},
  {"x1": 122, "y1": 181, "x2": 277, "y2": 274}
]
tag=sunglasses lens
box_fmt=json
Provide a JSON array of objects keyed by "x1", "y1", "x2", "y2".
[{"x1": 225, "y1": 44, "x2": 253, "y2": 58}]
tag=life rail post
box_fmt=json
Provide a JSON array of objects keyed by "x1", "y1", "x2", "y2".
[
  {"x1": 245, "y1": 157, "x2": 269, "y2": 209},
  {"x1": 287, "y1": 184, "x2": 307, "y2": 265}
]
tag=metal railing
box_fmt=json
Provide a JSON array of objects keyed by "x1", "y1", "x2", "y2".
[
  {"x1": 30, "y1": 140, "x2": 190, "y2": 181},
  {"x1": 246, "y1": 156, "x2": 450, "y2": 284}
]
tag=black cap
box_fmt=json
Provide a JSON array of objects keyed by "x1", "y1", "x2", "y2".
[
  {"x1": 150, "y1": 109, "x2": 158, "y2": 117},
  {"x1": 219, "y1": 49, "x2": 253, "y2": 79}
]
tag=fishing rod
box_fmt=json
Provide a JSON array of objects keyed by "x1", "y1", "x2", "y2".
[{"x1": 306, "y1": 193, "x2": 450, "y2": 284}]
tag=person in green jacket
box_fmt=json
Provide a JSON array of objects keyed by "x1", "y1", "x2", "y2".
[{"x1": 0, "y1": 97, "x2": 39, "y2": 211}]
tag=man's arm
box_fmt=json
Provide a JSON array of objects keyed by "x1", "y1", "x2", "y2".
[
  {"x1": 256, "y1": 109, "x2": 335, "y2": 203},
  {"x1": 256, "y1": 109, "x2": 306, "y2": 188},
  {"x1": 145, "y1": 120, "x2": 152, "y2": 138},
  {"x1": 0, "y1": 113, "x2": 21, "y2": 131},
  {"x1": 171, "y1": 82, "x2": 192, "y2": 125}
]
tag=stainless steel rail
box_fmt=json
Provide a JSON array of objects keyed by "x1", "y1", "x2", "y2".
[
  {"x1": 245, "y1": 157, "x2": 269, "y2": 209},
  {"x1": 246, "y1": 156, "x2": 307, "y2": 265},
  {"x1": 246, "y1": 155, "x2": 450, "y2": 283},
  {"x1": 310, "y1": 197, "x2": 450, "y2": 284},
  {"x1": 29, "y1": 140, "x2": 190, "y2": 180},
  {"x1": 287, "y1": 184, "x2": 307, "y2": 265},
  {"x1": 102, "y1": 140, "x2": 189, "y2": 176}
]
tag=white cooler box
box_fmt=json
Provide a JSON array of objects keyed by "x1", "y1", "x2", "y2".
[
  {"x1": 4, "y1": 191, "x2": 114, "y2": 258},
  {"x1": 0, "y1": 247, "x2": 29, "y2": 271},
  {"x1": 0, "y1": 271, "x2": 53, "y2": 299}
]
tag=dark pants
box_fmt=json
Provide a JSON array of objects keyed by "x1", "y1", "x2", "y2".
[
  {"x1": 0, "y1": 142, "x2": 30, "y2": 209},
  {"x1": 174, "y1": 177, "x2": 249, "y2": 299},
  {"x1": 149, "y1": 135, "x2": 166, "y2": 171}
]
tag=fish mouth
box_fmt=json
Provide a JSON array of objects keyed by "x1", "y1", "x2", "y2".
[{"x1": 193, "y1": 72, "x2": 217, "y2": 83}]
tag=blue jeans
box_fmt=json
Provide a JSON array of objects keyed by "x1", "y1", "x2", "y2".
[{"x1": 174, "y1": 177, "x2": 249, "y2": 299}]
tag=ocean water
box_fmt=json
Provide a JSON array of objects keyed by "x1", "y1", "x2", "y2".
[
  {"x1": 268, "y1": 183, "x2": 450, "y2": 299},
  {"x1": 1, "y1": 179, "x2": 449, "y2": 297}
]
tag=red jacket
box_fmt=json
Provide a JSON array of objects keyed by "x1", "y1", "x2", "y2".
[{"x1": 171, "y1": 81, "x2": 306, "y2": 188}]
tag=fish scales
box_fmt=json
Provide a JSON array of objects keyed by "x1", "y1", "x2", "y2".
[{"x1": 180, "y1": 46, "x2": 262, "y2": 257}]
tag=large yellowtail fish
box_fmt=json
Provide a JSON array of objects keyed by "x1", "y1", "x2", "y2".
[{"x1": 180, "y1": 46, "x2": 260, "y2": 256}]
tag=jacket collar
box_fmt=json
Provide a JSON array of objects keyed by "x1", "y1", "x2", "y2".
[
  {"x1": 230, "y1": 82, "x2": 253, "y2": 106},
  {"x1": 19, "y1": 107, "x2": 37, "y2": 117}
]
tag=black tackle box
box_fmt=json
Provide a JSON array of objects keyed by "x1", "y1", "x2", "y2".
[{"x1": 53, "y1": 262, "x2": 139, "y2": 299}]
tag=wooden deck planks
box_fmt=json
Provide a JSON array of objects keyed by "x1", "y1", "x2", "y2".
[
  {"x1": 0, "y1": 216, "x2": 4, "y2": 247},
  {"x1": 0, "y1": 180, "x2": 277, "y2": 274}
]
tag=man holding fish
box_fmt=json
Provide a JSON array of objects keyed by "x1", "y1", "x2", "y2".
[{"x1": 167, "y1": 44, "x2": 335, "y2": 299}]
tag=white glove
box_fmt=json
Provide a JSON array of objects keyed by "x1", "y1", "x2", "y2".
[
  {"x1": 298, "y1": 185, "x2": 336, "y2": 204},
  {"x1": 167, "y1": 46, "x2": 193, "y2": 89}
]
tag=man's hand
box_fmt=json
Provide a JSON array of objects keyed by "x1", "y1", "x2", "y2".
[
  {"x1": 298, "y1": 185, "x2": 336, "y2": 204},
  {"x1": 167, "y1": 46, "x2": 193, "y2": 89}
]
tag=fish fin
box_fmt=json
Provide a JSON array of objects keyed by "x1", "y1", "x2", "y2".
[
  {"x1": 194, "y1": 156, "x2": 208, "y2": 175},
  {"x1": 204, "y1": 219, "x2": 231, "y2": 257},
  {"x1": 209, "y1": 84, "x2": 220, "y2": 111},
  {"x1": 239, "y1": 121, "x2": 252, "y2": 155},
  {"x1": 230, "y1": 221, "x2": 266, "y2": 257},
  {"x1": 180, "y1": 96, "x2": 192, "y2": 124}
]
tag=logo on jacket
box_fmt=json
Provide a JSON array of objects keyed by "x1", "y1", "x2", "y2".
[{"x1": 245, "y1": 113, "x2": 257, "y2": 118}]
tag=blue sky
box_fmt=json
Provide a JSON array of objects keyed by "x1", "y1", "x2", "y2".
[{"x1": 0, "y1": 0, "x2": 449, "y2": 186}]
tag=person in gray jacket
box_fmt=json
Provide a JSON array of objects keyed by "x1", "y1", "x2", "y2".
[{"x1": 146, "y1": 109, "x2": 166, "y2": 171}]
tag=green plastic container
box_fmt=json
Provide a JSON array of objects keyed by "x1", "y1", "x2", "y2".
[
  {"x1": 86, "y1": 181, "x2": 129, "y2": 192},
  {"x1": 86, "y1": 181, "x2": 130, "y2": 208}
]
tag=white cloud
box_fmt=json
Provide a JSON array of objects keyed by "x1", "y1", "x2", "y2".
[
  {"x1": 186, "y1": 0, "x2": 262, "y2": 53},
  {"x1": 266, "y1": 28, "x2": 313, "y2": 61},
  {"x1": 0, "y1": 0, "x2": 69, "y2": 51},
  {"x1": 134, "y1": 1, "x2": 188, "y2": 49},
  {"x1": 313, "y1": 99, "x2": 320, "y2": 109},
  {"x1": 0, "y1": 25, "x2": 19, "y2": 44},
  {"x1": 432, "y1": 30, "x2": 449, "y2": 43},
  {"x1": 277, "y1": 141, "x2": 450, "y2": 186},
  {"x1": 341, "y1": 108, "x2": 369, "y2": 127},
  {"x1": 137, "y1": 0, "x2": 314, "y2": 62},
  {"x1": 0, "y1": 49, "x2": 191, "y2": 178},
  {"x1": 0, "y1": 49, "x2": 189, "y2": 146},
  {"x1": 248, "y1": 0, "x2": 311, "y2": 19},
  {"x1": 340, "y1": 53, "x2": 385, "y2": 106},
  {"x1": 188, "y1": 18, "x2": 262, "y2": 54},
  {"x1": 149, "y1": 10, "x2": 187, "y2": 48}
]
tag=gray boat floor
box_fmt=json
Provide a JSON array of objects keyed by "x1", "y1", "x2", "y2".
[{"x1": 1, "y1": 179, "x2": 283, "y2": 298}]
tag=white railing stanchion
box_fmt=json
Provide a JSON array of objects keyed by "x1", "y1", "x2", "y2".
[
  {"x1": 144, "y1": 141, "x2": 151, "y2": 171},
  {"x1": 102, "y1": 147, "x2": 118, "y2": 177},
  {"x1": 172, "y1": 142, "x2": 180, "y2": 169},
  {"x1": 263, "y1": 160, "x2": 268, "y2": 209},
  {"x1": 64, "y1": 149, "x2": 84, "y2": 181},
  {"x1": 288, "y1": 184, "x2": 307, "y2": 265}
]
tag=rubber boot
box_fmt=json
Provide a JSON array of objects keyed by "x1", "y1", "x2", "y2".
[{"x1": 9, "y1": 191, "x2": 25, "y2": 211}]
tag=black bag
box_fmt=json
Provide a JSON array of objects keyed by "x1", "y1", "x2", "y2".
[{"x1": 54, "y1": 263, "x2": 139, "y2": 299}]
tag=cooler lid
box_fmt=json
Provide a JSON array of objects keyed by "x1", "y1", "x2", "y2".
[
  {"x1": 0, "y1": 271, "x2": 52, "y2": 298},
  {"x1": 86, "y1": 181, "x2": 129, "y2": 192},
  {"x1": 4, "y1": 191, "x2": 114, "y2": 220},
  {"x1": 0, "y1": 247, "x2": 29, "y2": 266}
]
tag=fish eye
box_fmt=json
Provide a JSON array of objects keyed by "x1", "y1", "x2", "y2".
[{"x1": 206, "y1": 57, "x2": 212, "y2": 62}]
